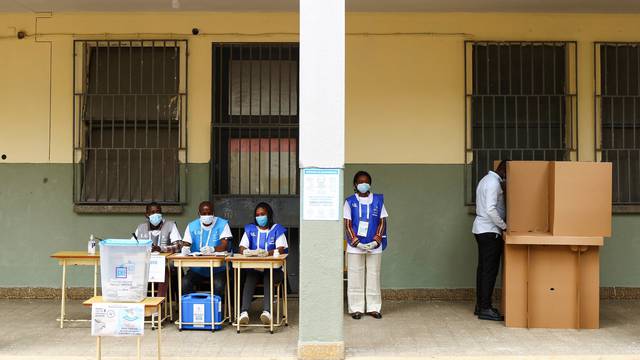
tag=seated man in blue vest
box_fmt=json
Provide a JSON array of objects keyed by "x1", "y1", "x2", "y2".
[{"x1": 181, "y1": 201, "x2": 233, "y2": 296}]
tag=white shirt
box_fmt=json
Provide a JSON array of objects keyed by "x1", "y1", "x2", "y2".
[
  {"x1": 472, "y1": 171, "x2": 507, "y2": 235},
  {"x1": 239, "y1": 225, "x2": 288, "y2": 250},
  {"x1": 182, "y1": 217, "x2": 233, "y2": 245},
  {"x1": 343, "y1": 193, "x2": 389, "y2": 254}
]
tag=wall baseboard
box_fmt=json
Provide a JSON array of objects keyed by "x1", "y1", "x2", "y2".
[{"x1": 1, "y1": 287, "x2": 640, "y2": 300}]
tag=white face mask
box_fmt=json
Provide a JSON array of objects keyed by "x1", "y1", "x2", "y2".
[{"x1": 200, "y1": 215, "x2": 215, "y2": 226}]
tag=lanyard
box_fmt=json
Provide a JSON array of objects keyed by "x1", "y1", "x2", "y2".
[
  {"x1": 358, "y1": 203, "x2": 369, "y2": 221},
  {"x1": 199, "y1": 225, "x2": 214, "y2": 250},
  {"x1": 258, "y1": 231, "x2": 269, "y2": 250}
]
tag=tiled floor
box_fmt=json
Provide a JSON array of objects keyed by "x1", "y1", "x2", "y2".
[{"x1": 1, "y1": 299, "x2": 640, "y2": 359}]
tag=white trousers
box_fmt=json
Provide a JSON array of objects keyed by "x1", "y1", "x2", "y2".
[{"x1": 347, "y1": 252, "x2": 382, "y2": 313}]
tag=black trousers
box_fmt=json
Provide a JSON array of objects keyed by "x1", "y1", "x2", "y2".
[{"x1": 475, "y1": 232, "x2": 504, "y2": 309}]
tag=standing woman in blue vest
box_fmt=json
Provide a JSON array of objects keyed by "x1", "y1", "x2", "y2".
[
  {"x1": 344, "y1": 171, "x2": 388, "y2": 320},
  {"x1": 237, "y1": 202, "x2": 288, "y2": 325},
  {"x1": 181, "y1": 201, "x2": 233, "y2": 296}
]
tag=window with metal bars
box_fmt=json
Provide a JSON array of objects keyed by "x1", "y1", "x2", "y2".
[
  {"x1": 211, "y1": 43, "x2": 299, "y2": 197},
  {"x1": 464, "y1": 41, "x2": 578, "y2": 204},
  {"x1": 595, "y1": 43, "x2": 640, "y2": 206},
  {"x1": 73, "y1": 40, "x2": 188, "y2": 205}
]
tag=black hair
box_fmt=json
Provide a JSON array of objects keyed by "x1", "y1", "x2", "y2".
[
  {"x1": 254, "y1": 202, "x2": 275, "y2": 228},
  {"x1": 146, "y1": 201, "x2": 161, "y2": 213},
  {"x1": 496, "y1": 160, "x2": 508, "y2": 173},
  {"x1": 352, "y1": 170, "x2": 372, "y2": 191},
  {"x1": 198, "y1": 200, "x2": 213, "y2": 214}
]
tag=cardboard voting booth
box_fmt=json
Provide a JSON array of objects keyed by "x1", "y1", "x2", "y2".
[{"x1": 502, "y1": 161, "x2": 612, "y2": 329}]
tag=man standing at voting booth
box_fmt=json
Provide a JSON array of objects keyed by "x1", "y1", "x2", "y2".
[{"x1": 472, "y1": 160, "x2": 507, "y2": 321}]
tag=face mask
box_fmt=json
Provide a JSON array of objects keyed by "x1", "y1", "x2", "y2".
[
  {"x1": 148, "y1": 213, "x2": 163, "y2": 226},
  {"x1": 356, "y1": 183, "x2": 371, "y2": 194},
  {"x1": 200, "y1": 215, "x2": 214, "y2": 226},
  {"x1": 256, "y1": 215, "x2": 268, "y2": 227}
]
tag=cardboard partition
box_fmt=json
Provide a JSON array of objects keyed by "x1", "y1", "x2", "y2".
[
  {"x1": 503, "y1": 244, "x2": 601, "y2": 329},
  {"x1": 503, "y1": 244, "x2": 528, "y2": 328},
  {"x1": 504, "y1": 231, "x2": 603, "y2": 246},
  {"x1": 550, "y1": 162, "x2": 612, "y2": 237},
  {"x1": 506, "y1": 161, "x2": 551, "y2": 233}
]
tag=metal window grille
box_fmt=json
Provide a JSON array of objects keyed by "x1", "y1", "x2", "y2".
[
  {"x1": 211, "y1": 43, "x2": 299, "y2": 197},
  {"x1": 595, "y1": 42, "x2": 640, "y2": 205},
  {"x1": 464, "y1": 41, "x2": 578, "y2": 204},
  {"x1": 73, "y1": 40, "x2": 188, "y2": 205}
]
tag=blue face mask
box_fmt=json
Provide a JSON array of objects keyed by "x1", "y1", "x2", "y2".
[
  {"x1": 356, "y1": 183, "x2": 371, "y2": 194},
  {"x1": 148, "y1": 213, "x2": 163, "y2": 226},
  {"x1": 256, "y1": 215, "x2": 268, "y2": 227}
]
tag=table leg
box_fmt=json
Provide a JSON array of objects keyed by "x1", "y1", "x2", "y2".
[
  {"x1": 96, "y1": 336, "x2": 101, "y2": 360},
  {"x1": 60, "y1": 260, "x2": 67, "y2": 329},
  {"x1": 137, "y1": 336, "x2": 141, "y2": 360},
  {"x1": 177, "y1": 262, "x2": 182, "y2": 330},
  {"x1": 167, "y1": 262, "x2": 173, "y2": 321},
  {"x1": 225, "y1": 263, "x2": 231, "y2": 323},
  {"x1": 210, "y1": 261, "x2": 215, "y2": 332},
  {"x1": 236, "y1": 267, "x2": 241, "y2": 333},
  {"x1": 157, "y1": 304, "x2": 162, "y2": 360},
  {"x1": 270, "y1": 265, "x2": 274, "y2": 334},
  {"x1": 94, "y1": 260, "x2": 98, "y2": 296},
  {"x1": 284, "y1": 260, "x2": 288, "y2": 326},
  {"x1": 151, "y1": 282, "x2": 156, "y2": 330}
]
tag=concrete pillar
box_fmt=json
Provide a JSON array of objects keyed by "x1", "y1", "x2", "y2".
[{"x1": 297, "y1": 1, "x2": 345, "y2": 359}]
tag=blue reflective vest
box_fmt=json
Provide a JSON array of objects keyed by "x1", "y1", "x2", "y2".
[
  {"x1": 187, "y1": 217, "x2": 231, "y2": 275},
  {"x1": 243, "y1": 223, "x2": 288, "y2": 253},
  {"x1": 346, "y1": 193, "x2": 388, "y2": 251}
]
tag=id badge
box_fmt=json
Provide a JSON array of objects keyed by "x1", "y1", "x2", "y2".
[{"x1": 357, "y1": 221, "x2": 369, "y2": 237}]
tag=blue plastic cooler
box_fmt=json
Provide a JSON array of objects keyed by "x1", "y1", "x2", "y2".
[{"x1": 181, "y1": 293, "x2": 222, "y2": 330}]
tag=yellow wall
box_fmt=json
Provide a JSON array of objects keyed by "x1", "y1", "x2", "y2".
[{"x1": 3, "y1": 12, "x2": 640, "y2": 164}]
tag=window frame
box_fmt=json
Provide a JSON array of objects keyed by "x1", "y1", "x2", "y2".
[
  {"x1": 594, "y1": 41, "x2": 640, "y2": 211},
  {"x1": 72, "y1": 39, "x2": 189, "y2": 207},
  {"x1": 464, "y1": 40, "x2": 579, "y2": 206}
]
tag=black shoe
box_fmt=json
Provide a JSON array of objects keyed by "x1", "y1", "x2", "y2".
[
  {"x1": 351, "y1": 312, "x2": 362, "y2": 320},
  {"x1": 367, "y1": 311, "x2": 382, "y2": 319},
  {"x1": 477, "y1": 307, "x2": 504, "y2": 321}
]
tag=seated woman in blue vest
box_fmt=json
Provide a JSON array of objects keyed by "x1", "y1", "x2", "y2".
[
  {"x1": 344, "y1": 170, "x2": 388, "y2": 320},
  {"x1": 237, "y1": 202, "x2": 288, "y2": 325},
  {"x1": 133, "y1": 202, "x2": 183, "y2": 298},
  {"x1": 181, "y1": 201, "x2": 233, "y2": 297}
]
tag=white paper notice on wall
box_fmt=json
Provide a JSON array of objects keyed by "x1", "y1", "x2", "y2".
[
  {"x1": 303, "y1": 168, "x2": 340, "y2": 221},
  {"x1": 148, "y1": 254, "x2": 165, "y2": 283},
  {"x1": 91, "y1": 303, "x2": 144, "y2": 337}
]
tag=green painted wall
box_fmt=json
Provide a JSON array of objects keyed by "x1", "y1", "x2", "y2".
[
  {"x1": 0, "y1": 163, "x2": 209, "y2": 287},
  {"x1": 0, "y1": 163, "x2": 638, "y2": 289},
  {"x1": 343, "y1": 164, "x2": 640, "y2": 289}
]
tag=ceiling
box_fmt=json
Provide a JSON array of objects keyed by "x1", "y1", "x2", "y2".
[{"x1": 3, "y1": 0, "x2": 640, "y2": 13}]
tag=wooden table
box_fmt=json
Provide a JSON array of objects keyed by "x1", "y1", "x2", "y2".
[
  {"x1": 168, "y1": 254, "x2": 231, "y2": 331},
  {"x1": 51, "y1": 251, "x2": 100, "y2": 328},
  {"x1": 228, "y1": 254, "x2": 288, "y2": 334},
  {"x1": 83, "y1": 296, "x2": 164, "y2": 360},
  {"x1": 51, "y1": 251, "x2": 174, "y2": 329},
  {"x1": 148, "y1": 253, "x2": 174, "y2": 328}
]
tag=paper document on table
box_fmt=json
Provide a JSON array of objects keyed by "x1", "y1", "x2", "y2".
[
  {"x1": 148, "y1": 254, "x2": 165, "y2": 282},
  {"x1": 91, "y1": 303, "x2": 144, "y2": 337}
]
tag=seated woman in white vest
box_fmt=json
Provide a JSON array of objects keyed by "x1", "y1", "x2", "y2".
[
  {"x1": 237, "y1": 202, "x2": 288, "y2": 326},
  {"x1": 181, "y1": 201, "x2": 233, "y2": 297},
  {"x1": 133, "y1": 202, "x2": 183, "y2": 297},
  {"x1": 344, "y1": 170, "x2": 389, "y2": 320}
]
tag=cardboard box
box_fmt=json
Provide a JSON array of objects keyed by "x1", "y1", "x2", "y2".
[
  {"x1": 550, "y1": 162, "x2": 612, "y2": 237},
  {"x1": 505, "y1": 231, "x2": 603, "y2": 246},
  {"x1": 503, "y1": 240, "x2": 600, "y2": 329},
  {"x1": 506, "y1": 161, "x2": 551, "y2": 233}
]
